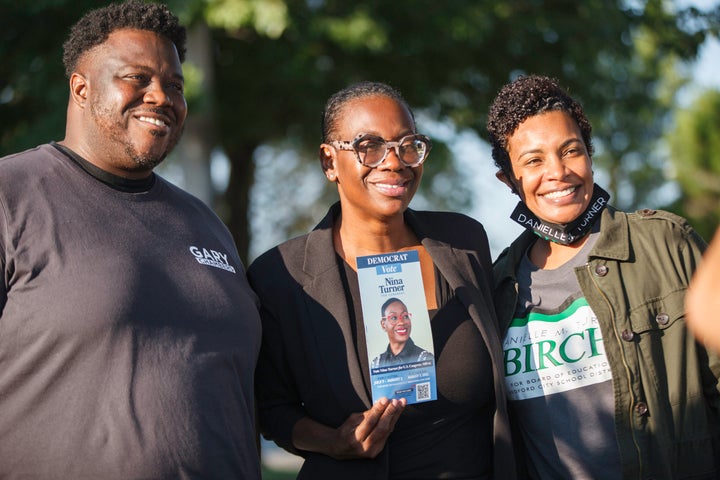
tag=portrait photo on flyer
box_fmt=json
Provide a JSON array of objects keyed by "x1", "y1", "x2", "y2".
[{"x1": 357, "y1": 249, "x2": 437, "y2": 405}]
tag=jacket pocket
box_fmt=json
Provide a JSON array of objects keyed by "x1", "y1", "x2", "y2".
[{"x1": 628, "y1": 288, "x2": 686, "y2": 334}]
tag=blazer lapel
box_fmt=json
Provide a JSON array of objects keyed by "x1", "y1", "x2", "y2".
[
  {"x1": 420, "y1": 232, "x2": 504, "y2": 362},
  {"x1": 301, "y1": 207, "x2": 372, "y2": 408},
  {"x1": 405, "y1": 210, "x2": 497, "y2": 337}
]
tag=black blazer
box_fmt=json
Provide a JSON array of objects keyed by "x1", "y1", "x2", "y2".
[{"x1": 248, "y1": 203, "x2": 516, "y2": 479}]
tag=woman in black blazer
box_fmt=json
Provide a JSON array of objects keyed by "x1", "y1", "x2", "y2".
[{"x1": 248, "y1": 81, "x2": 516, "y2": 479}]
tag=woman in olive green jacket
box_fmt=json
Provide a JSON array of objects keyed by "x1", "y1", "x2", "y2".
[{"x1": 487, "y1": 75, "x2": 720, "y2": 479}]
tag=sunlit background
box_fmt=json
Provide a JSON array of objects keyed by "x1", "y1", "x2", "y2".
[{"x1": 1, "y1": 1, "x2": 719, "y2": 478}]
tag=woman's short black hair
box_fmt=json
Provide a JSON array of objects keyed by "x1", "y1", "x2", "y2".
[
  {"x1": 486, "y1": 75, "x2": 593, "y2": 181},
  {"x1": 62, "y1": 0, "x2": 186, "y2": 78},
  {"x1": 321, "y1": 81, "x2": 415, "y2": 142},
  {"x1": 380, "y1": 297, "x2": 407, "y2": 318}
]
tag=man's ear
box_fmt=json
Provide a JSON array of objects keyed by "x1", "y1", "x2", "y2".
[
  {"x1": 319, "y1": 144, "x2": 337, "y2": 182},
  {"x1": 496, "y1": 169, "x2": 519, "y2": 195},
  {"x1": 69, "y1": 72, "x2": 88, "y2": 108}
]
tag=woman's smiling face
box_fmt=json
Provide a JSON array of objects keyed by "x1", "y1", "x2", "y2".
[
  {"x1": 323, "y1": 95, "x2": 422, "y2": 223},
  {"x1": 503, "y1": 110, "x2": 594, "y2": 225},
  {"x1": 381, "y1": 300, "x2": 412, "y2": 345}
]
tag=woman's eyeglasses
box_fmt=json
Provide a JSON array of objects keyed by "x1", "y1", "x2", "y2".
[
  {"x1": 382, "y1": 312, "x2": 412, "y2": 324},
  {"x1": 330, "y1": 133, "x2": 432, "y2": 168}
]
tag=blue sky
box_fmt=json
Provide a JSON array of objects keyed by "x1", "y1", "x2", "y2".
[
  {"x1": 681, "y1": 0, "x2": 720, "y2": 97},
  {"x1": 689, "y1": 32, "x2": 720, "y2": 96}
]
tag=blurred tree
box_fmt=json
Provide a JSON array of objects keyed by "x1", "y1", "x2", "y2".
[
  {"x1": 2, "y1": 0, "x2": 718, "y2": 262},
  {"x1": 666, "y1": 88, "x2": 720, "y2": 241},
  {"x1": 0, "y1": 0, "x2": 101, "y2": 152}
]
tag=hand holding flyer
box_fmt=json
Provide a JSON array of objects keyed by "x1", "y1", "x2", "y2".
[{"x1": 357, "y1": 250, "x2": 437, "y2": 405}]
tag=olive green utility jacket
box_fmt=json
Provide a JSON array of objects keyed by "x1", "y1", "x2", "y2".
[{"x1": 494, "y1": 206, "x2": 720, "y2": 479}]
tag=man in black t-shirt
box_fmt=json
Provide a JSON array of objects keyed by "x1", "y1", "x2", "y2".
[{"x1": 0, "y1": 2, "x2": 261, "y2": 478}]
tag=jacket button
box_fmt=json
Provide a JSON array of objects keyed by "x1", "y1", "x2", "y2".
[
  {"x1": 640, "y1": 208, "x2": 657, "y2": 216},
  {"x1": 656, "y1": 313, "x2": 669, "y2": 325},
  {"x1": 621, "y1": 329, "x2": 635, "y2": 341},
  {"x1": 635, "y1": 402, "x2": 648, "y2": 416},
  {"x1": 594, "y1": 264, "x2": 608, "y2": 276}
]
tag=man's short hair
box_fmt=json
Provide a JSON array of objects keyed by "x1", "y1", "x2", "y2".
[{"x1": 62, "y1": 0, "x2": 186, "y2": 78}]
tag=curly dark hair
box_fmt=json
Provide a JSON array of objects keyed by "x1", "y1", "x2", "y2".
[
  {"x1": 62, "y1": 0, "x2": 187, "y2": 78},
  {"x1": 486, "y1": 75, "x2": 593, "y2": 183},
  {"x1": 321, "y1": 81, "x2": 415, "y2": 142}
]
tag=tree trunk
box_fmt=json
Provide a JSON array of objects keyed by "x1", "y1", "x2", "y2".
[
  {"x1": 225, "y1": 143, "x2": 257, "y2": 266},
  {"x1": 174, "y1": 21, "x2": 216, "y2": 205}
]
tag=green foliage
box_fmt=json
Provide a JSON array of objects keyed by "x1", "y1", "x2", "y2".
[
  {"x1": 182, "y1": 62, "x2": 206, "y2": 107},
  {"x1": 0, "y1": 0, "x2": 109, "y2": 152},
  {"x1": 2, "y1": 0, "x2": 717, "y2": 258},
  {"x1": 322, "y1": 9, "x2": 388, "y2": 52},
  {"x1": 667, "y1": 88, "x2": 720, "y2": 240},
  {"x1": 204, "y1": 0, "x2": 288, "y2": 38},
  {"x1": 199, "y1": 0, "x2": 717, "y2": 251}
]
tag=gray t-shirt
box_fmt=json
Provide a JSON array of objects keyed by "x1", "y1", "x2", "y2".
[
  {"x1": 0, "y1": 144, "x2": 262, "y2": 479},
  {"x1": 503, "y1": 230, "x2": 622, "y2": 479}
]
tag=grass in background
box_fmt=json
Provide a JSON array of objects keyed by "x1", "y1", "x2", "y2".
[{"x1": 262, "y1": 466, "x2": 298, "y2": 480}]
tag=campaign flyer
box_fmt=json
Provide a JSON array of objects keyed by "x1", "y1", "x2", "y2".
[{"x1": 357, "y1": 249, "x2": 437, "y2": 405}]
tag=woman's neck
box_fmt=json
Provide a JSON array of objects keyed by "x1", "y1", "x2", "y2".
[
  {"x1": 333, "y1": 212, "x2": 419, "y2": 269},
  {"x1": 529, "y1": 233, "x2": 590, "y2": 270}
]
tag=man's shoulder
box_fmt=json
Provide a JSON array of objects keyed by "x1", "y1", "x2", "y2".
[
  {"x1": 154, "y1": 175, "x2": 219, "y2": 211},
  {"x1": 0, "y1": 145, "x2": 64, "y2": 195},
  {"x1": 0, "y1": 144, "x2": 56, "y2": 172},
  {"x1": 0, "y1": 144, "x2": 49, "y2": 160}
]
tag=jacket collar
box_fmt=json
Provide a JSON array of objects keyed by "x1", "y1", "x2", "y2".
[
  {"x1": 590, "y1": 206, "x2": 630, "y2": 261},
  {"x1": 300, "y1": 203, "x2": 372, "y2": 406},
  {"x1": 496, "y1": 205, "x2": 630, "y2": 281},
  {"x1": 303, "y1": 202, "x2": 342, "y2": 279},
  {"x1": 302, "y1": 203, "x2": 462, "y2": 278}
]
